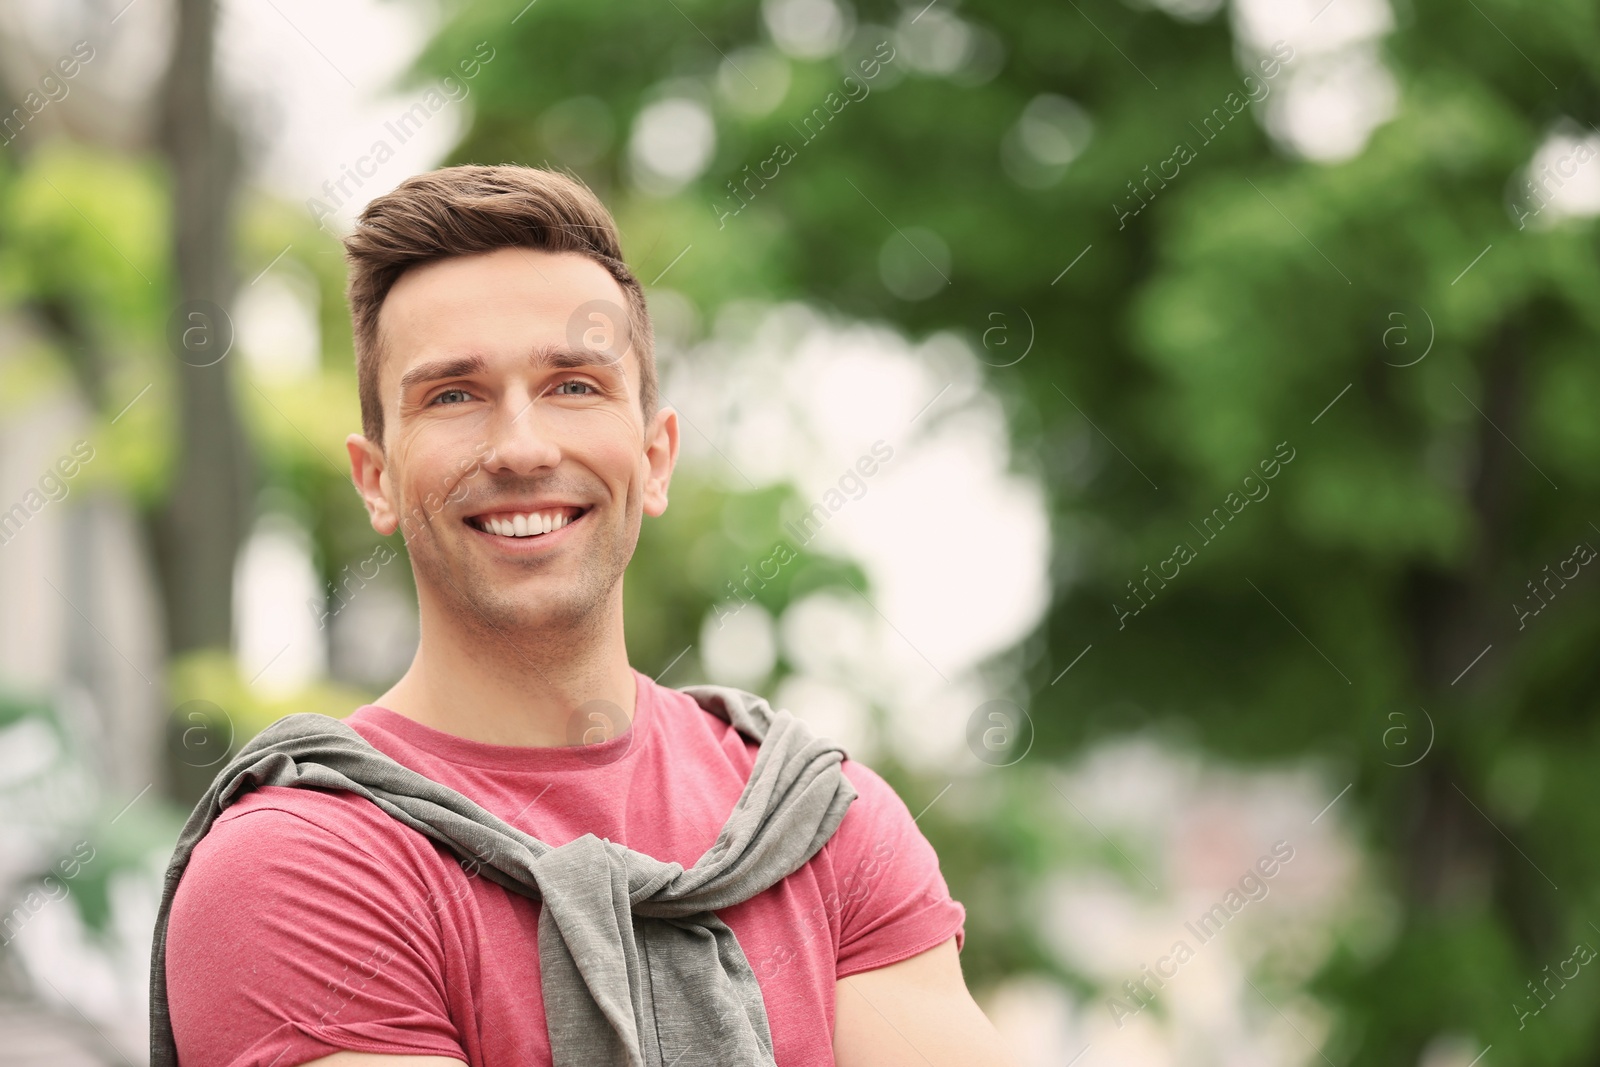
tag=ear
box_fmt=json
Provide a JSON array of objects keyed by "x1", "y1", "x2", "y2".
[
  {"x1": 347, "y1": 433, "x2": 400, "y2": 536},
  {"x1": 641, "y1": 406, "x2": 679, "y2": 517}
]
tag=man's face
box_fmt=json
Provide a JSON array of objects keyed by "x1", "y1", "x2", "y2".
[{"x1": 346, "y1": 246, "x2": 677, "y2": 640}]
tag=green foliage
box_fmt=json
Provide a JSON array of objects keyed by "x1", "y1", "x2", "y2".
[
  {"x1": 404, "y1": 0, "x2": 1600, "y2": 1058},
  {"x1": 0, "y1": 142, "x2": 174, "y2": 502},
  {"x1": 0, "y1": 685, "x2": 184, "y2": 942}
]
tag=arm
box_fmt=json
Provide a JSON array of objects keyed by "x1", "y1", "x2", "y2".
[
  {"x1": 833, "y1": 935, "x2": 1018, "y2": 1067},
  {"x1": 164, "y1": 795, "x2": 471, "y2": 1067}
]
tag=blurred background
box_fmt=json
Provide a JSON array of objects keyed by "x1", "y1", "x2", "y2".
[{"x1": 1, "y1": 0, "x2": 1596, "y2": 1063}]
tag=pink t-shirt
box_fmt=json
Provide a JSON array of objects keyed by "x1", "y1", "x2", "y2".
[{"x1": 165, "y1": 668, "x2": 966, "y2": 1067}]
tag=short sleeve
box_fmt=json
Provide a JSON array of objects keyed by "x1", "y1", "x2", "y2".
[
  {"x1": 829, "y1": 759, "x2": 967, "y2": 979},
  {"x1": 165, "y1": 792, "x2": 469, "y2": 1067}
]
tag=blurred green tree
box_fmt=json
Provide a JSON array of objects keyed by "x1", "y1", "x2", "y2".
[{"x1": 399, "y1": 0, "x2": 1600, "y2": 1060}]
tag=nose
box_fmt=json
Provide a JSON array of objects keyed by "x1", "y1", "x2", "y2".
[{"x1": 482, "y1": 390, "x2": 562, "y2": 476}]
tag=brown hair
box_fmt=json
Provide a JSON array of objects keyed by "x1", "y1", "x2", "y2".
[{"x1": 342, "y1": 164, "x2": 656, "y2": 447}]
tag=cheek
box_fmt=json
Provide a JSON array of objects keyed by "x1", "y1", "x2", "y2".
[
  {"x1": 605, "y1": 446, "x2": 650, "y2": 503},
  {"x1": 396, "y1": 428, "x2": 477, "y2": 497},
  {"x1": 569, "y1": 411, "x2": 646, "y2": 478}
]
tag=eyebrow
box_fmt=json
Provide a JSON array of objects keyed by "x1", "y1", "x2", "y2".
[
  {"x1": 396, "y1": 345, "x2": 624, "y2": 394},
  {"x1": 397, "y1": 354, "x2": 488, "y2": 393}
]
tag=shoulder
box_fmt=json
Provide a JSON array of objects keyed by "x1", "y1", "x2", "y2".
[
  {"x1": 172, "y1": 784, "x2": 461, "y2": 931},
  {"x1": 825, "y1": 757, "x2": 918, "y2": 868},
  {"x1": 837, "y1": 756, "x2": 904, "y2": 806},
  {"x1": 165, "y1": 786, "x2": 471, "y2": 1065},
  {"x1": 199, "y1": 785, "x2": 425, "y2": 867}
]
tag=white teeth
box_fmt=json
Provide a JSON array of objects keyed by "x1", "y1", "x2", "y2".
[{"x1": 477, "y1": 509, "x2": 578, "y2": 538}]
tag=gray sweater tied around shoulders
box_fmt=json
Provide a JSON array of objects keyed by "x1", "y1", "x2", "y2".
[{"x1": 148, "y1": 683, "x2": 858, "y2": 1067}]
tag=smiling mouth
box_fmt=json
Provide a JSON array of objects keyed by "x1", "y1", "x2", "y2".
[{"x1": 465, "y1": 506, "x2": 588, "y2": 539}]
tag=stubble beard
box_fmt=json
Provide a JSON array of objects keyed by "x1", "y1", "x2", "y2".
[{"x1": 402, "y1": 479, "x2": 643, "y2": 656}]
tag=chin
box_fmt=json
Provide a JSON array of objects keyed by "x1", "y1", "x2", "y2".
[{"x1": 460, "y1": 574, "x2": 604, "y2": 634}]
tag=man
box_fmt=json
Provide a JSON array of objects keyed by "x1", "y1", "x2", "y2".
[{"x1": 163, "y1": 165, "x2": 1015, "y2": 1066}]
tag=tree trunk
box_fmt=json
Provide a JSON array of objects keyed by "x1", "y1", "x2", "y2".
[
  {"x1": 149, "y1": 0, "x2": 253, "y2": 664},
  {"x1": 1400, "y1": 316, "x2": 1544, "y2": 937}
]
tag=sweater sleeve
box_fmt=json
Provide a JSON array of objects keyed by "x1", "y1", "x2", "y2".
[
  {"x1": 164, "y1": 789, "x2": 470, "y2": 1067},
  {"x1": 830, "y1": 759, "x2": 967, "y2": 979}
]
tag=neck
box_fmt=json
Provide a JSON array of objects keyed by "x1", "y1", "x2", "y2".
[{"x1": 376, "y1": 583, "x2": 638, "y2": 748}]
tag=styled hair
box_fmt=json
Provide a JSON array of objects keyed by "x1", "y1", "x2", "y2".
[{"x1": 342, "y1": 164, "x2": 656, "y2": 447}]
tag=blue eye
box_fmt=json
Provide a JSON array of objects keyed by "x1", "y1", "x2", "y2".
[
  {"x1": 555, "y1": 380, "x2": 595, "y2": 396},
  {"x1": 432, "y1": 388, "x2": 472, "y2": 405}
]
